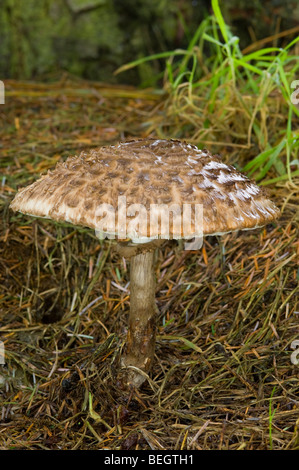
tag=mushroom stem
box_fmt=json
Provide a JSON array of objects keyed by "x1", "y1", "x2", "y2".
[{"x1": 122, "y1": 249, "x2": 157, "y2": 387}]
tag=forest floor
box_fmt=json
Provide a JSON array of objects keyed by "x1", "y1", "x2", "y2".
[{"x1": 0, "y1": 77, "x2": 298, "y2": 450}]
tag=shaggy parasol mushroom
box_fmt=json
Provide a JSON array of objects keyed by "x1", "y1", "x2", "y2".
[{"x1": 10, "y1": 138, "x2": 280, "y2": 387}]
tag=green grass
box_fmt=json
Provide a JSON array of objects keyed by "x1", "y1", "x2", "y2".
[{"x1": 116, "y1": 0, "x2": 299, "y2": 183}]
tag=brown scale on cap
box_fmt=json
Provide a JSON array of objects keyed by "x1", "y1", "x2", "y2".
[{"x1": 10, "y1": 138, "x2": 280, "y2": 240}]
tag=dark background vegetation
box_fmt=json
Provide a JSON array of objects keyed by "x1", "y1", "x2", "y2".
[{"x1": 0, "y1": 0, "x2": 298, "y2": 85}]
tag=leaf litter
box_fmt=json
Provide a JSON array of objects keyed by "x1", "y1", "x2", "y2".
[{"x1": 0, "y1": 77, "x2": 298, "y2": 450}]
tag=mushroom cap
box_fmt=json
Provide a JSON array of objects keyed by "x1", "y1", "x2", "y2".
[{"x1": 10, "y1": 138, "x2": 280, "y2": 241}]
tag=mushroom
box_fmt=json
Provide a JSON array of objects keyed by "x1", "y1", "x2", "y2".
[{"x1": 10, "y1": 138, "x2": 280, "y2": 387}]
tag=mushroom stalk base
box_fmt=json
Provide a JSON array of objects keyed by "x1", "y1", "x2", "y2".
[{"x1": 122, "y1": 249, "x2": 156, "y2": 388}]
